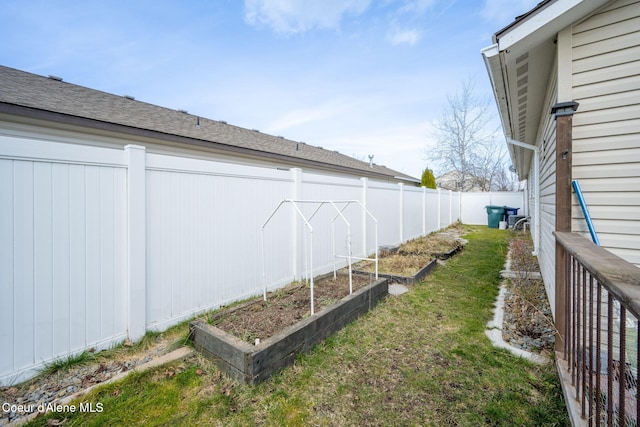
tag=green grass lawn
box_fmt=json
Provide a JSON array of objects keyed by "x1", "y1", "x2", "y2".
[{"x1": 26, "y1": 226, "x2": 569, "y2": 426}]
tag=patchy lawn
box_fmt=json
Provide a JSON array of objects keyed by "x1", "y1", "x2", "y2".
[{"x1": 24, "y1": 226, "x2": 568, "y2": 426}]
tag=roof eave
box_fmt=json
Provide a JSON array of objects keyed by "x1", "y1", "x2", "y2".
[
  {"x1": 483, "y1": 0, "x2": 610, "y2": 179},
  {"x1": 482, "y1": 44, "x2": 525, "y2": 177},
  {"x1": 496, "y1": 0, "x2": 608, "y2": 52}
]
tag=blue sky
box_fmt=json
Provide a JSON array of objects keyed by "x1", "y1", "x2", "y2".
[{"x1": 0, "y1": 0, "x2": 538, "y2": 179}]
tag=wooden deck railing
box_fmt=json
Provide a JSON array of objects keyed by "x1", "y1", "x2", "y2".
[{"x1": 555, "y1": 232, "x2": 640, "y2": 427}]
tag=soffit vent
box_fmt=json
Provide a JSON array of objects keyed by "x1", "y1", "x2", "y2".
[{"x1": 514, "y1": 53, "x2": 530, "y2": 142}]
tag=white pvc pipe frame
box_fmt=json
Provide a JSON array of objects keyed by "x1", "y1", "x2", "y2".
[{"x1": 261, "y1": 199, "x2": 379, "y2": 315}]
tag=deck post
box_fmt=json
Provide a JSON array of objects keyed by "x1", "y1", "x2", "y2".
[{"x1": 551, "y1": 101, "x2": 579, "y2": 353}]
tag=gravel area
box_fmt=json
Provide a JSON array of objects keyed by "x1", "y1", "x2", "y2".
[
  {"x1": 502, "y1": 286, "x2": 555, "y2": 353},
  {"x1": 501, "y1": 238, "x2": 555, "y2": 356},
  {"x1": 0, "y1": 339, "x2": 177, "y2": 425}
]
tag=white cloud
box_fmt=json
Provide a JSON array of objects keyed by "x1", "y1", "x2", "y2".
[
  {"x1": 267, "y1": 99, "x2": 353, "y2": 132},
  {"x1": 397, "y1": 0, "x2": 437, "y2": 15},
  {"x1": 387, "y1": 28, "x2": 422, "y2": 46},
  {"x1": 480, "y1": 0, "x2": 540, "y2": 26},
  {"x1": 244, "y1": 0, "x2": 371, "y2": 34}
]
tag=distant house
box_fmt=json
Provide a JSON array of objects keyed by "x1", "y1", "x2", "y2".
[
  {"x1": 435, "y1": 170, "x2": 488, "y2": 192},
  {"x1": 0, "y1": 65, "x2": 418, "y2": 185},
  {"x1": 482, "y1": 0, "x2": 640, "y2": 310}
]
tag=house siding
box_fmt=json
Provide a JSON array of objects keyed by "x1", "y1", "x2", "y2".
[
  {"x1": 537, "y1": 66, "x2": 559, "y2": 317},
  {"x1": 537, "y1": 0, "x2": 640, "y2": 318},
  {"x1": 571, "y1": 0, "x2": 640, "y2": 266}
]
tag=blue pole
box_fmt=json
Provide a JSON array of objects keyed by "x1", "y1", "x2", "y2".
[{"x1": 572, "y1": 180, "x2": 600, "y2": 245}]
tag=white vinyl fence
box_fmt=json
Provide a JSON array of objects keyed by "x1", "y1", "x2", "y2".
[
  {"x1": 0, "y1": 133, "x2": 520, "y2": 385},
  {"x1": 459, "y1": 191, "x2": 525, "y2": 225}
]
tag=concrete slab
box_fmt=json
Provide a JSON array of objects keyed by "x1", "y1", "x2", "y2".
[{"x1": 388, "y1": 284, "x2": 409, "y2": 296}]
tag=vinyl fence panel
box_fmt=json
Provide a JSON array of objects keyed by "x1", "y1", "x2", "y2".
[
  {"x1": 144, "y1": 154, "x2": 294, "y2": 330},
  {"x1": 300, "y1": 173, "x2": 366, "y2": 275},
  {"x1": 424, "y1": 189, "x2": 440, "y2": 234},
  {"x1": 403, "y1": 186, "x2": 424, "y2": 242},
  {"x1": 367, "y1": 181, "x2": 402, "y2": 247},
  {"x1": 0, "y1": 135, "x2": 128, "y2": 385}
]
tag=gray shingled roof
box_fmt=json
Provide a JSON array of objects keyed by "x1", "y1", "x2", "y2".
[
  {"x1": 494, "y1": 0, "x2": 552, "y2": 38},
  {"x1": 0, "y1": 65, "x2": 418, "y2": 182}
]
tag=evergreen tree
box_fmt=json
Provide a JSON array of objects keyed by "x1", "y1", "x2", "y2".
[{"x1": 421, "y1": 168, "x2": 437, "y2": 189}]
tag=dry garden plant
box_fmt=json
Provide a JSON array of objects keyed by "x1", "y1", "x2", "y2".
[
  {"x1": 397, "y1": 233, "x2": 464, "y2": 256},
  {"x1": 354, "y1": 223, "x2": 468, "y2": 276},
  {"x1": 503, "y1": 237, "x2": 556, "y2": 353},
  {"x1": 356, "y1": 253, "x2": 432, "y2": 277}
]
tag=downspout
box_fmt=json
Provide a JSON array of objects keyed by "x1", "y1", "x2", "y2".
[{"x1": 507, "y1": 139, "x2": 540, "y2": 256}]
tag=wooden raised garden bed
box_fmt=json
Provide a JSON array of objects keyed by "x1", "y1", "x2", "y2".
[
  {"x1": 190, "y1": 276, "x2": 388, "y2": 384},
  {"x1": 355, "y1": 258, "x2": 438, "y2": 285},
  {"x1": 354, "y1": 233, "x2": 464, "y2": 284}
]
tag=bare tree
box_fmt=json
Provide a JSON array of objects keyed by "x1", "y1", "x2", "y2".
[
  {"x1": 493, "y1": 166, "x2": 520, "y2": 191},
  {"x1": 470, "y1": 136, "x2": 507, "y2": 191},
  {"x1": 426, "y1": 79, "x2": 510, "y2": 191}
]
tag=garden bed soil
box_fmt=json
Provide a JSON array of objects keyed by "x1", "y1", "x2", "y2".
[
  {"x1": 502, "y1": 237, "x2": 555, "y2": 355},
  {"x1": 207, "y1": 273, "x2": 375, "y2": 344},
  {"x1": 191, "y1": 275, "x2": 388, "y2": 384}
]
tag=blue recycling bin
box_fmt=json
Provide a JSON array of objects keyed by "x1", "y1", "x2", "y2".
[{"x1": 504, "y1": 207, "x2": 519, "y2": 226}]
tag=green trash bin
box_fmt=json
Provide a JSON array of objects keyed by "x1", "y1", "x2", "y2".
[{"x1": 485, "y1": 205, "x2": 506, "y2": 229}]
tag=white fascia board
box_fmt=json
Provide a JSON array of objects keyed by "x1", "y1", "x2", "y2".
[
  {"x1": 481, "y1": 44, "x2": 512, "y2": 141},
  {"x1": 480, "y1": 43, "x2": 500, "y2": 85},
  {"x1": 480, "y1": 44, "x2": 500, "y2": 106},
  {"x1": 498, "y1": 0, "x2": 609, "y2": 51},
  {"x1": 482, "y1": 44, "x2": 534, "y2": 178}
]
